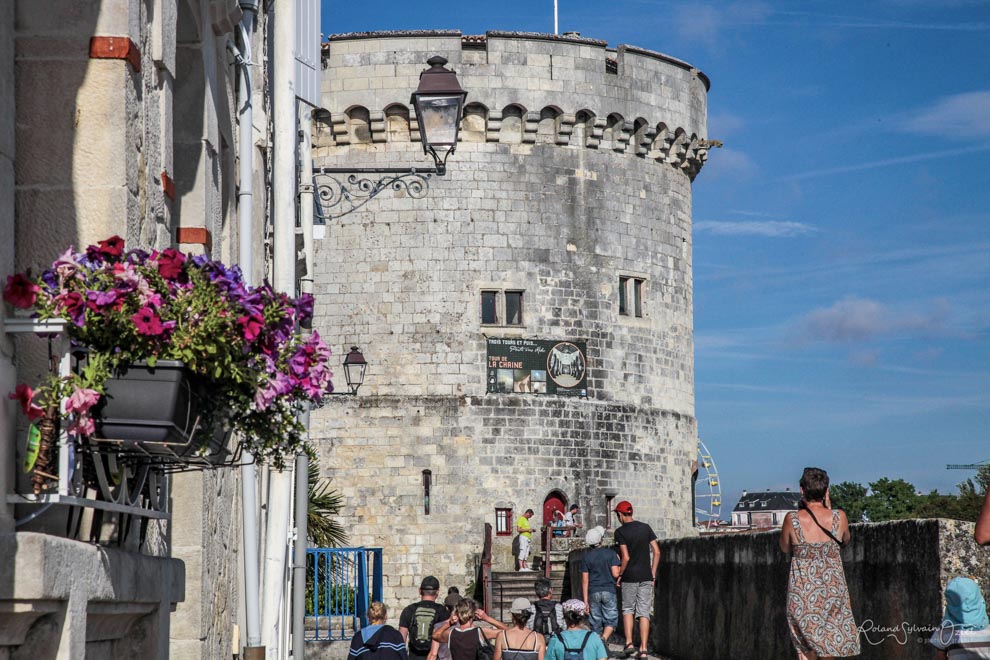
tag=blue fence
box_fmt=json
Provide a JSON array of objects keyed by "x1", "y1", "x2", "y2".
[{"x1": 306, "y1": 547, "x2": 383, "y2": 642}]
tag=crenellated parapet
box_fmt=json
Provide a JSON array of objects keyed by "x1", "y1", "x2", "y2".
[{"x1": 319, "y1": 30, "x2": 712, "y2": 179}]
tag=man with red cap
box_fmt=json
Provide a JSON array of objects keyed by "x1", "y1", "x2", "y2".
[{"x1": 613, "y1": 501, "x2": 659, "y2": 660}]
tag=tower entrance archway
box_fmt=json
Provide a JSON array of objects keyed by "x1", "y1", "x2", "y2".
[{"x1": 542, "y1": 491, "x2": 567, "y2": 529}]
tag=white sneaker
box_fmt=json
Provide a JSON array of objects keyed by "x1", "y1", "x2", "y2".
[{"x1": 518, "y1": 567, "x2": 534, "y2": 572}]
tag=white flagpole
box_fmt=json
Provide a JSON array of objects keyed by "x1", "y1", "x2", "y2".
[{"x1": 554, "y1": 0, "x2": 559, "y2": 34}]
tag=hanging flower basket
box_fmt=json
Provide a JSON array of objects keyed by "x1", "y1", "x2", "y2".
[{"x1": 4, "y1": 235, "x2": 335, "y2": 475}]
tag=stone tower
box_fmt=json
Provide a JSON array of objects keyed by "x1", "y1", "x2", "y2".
[{"x1": 312, "y1": 30, "x2": 710, "y2": 604}]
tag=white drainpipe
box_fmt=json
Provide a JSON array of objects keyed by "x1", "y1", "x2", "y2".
[
  {"x1": 263, "y1": 0, "x2": 298, "y2": 655},
  {"x1": 232, "y1": 1, "x2": 264, "y2": 655}
]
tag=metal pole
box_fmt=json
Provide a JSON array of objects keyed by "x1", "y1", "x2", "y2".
[
  {"x1": 554, "y1": 0, "x2": 558, "y2": 35},
  {"x1": 235, "y1": 1, "x2": 264, "y2": 655},
  {"x1": 292, "y1": 107, "x2": 315, "y2": 660},
  {"x1": 263, "y1": 0, "x2": 298, "y2": 652},
  {"x1": 292, "y1": 448, "x2": 308, "y2": 658}
]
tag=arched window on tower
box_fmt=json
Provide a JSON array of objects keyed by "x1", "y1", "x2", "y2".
[
  {"x1": 346, "y1": 106, "x2": 372, "y2": 144},
  {"x1": 384, "y1": 104, "x2": 410, "y2": 142},
  {"x1": 461, "y1": 103, "x2": 488, "y2": 142}
]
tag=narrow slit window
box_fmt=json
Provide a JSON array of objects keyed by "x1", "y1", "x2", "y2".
[
  {"x1": 618, "y1": 277, "x2": 629, "y2": 315},
  {"x1": 633, "y1": 279, "x2": 644, "y2": 318},
  {"x1": 505, "y1": 291, "x2": 523, "y2": 325},
  {"x1": 481, "y1": 291, "x2": 498, "y2": 324}
]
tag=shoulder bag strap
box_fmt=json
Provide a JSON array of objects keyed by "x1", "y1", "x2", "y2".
[{"x1": 805, "y1": 506, "x2": 846, "y2": 547}]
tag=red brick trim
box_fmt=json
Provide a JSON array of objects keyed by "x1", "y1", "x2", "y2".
[
  {"x1": 176, "y1": 227, "x2": 213, "y2": 252},
  {"x1": 89, "y1": 36, "x2": 141, "y2": 73},
  {"x1": 160, "y1": 171, "x2": 176, "y2": 200}
]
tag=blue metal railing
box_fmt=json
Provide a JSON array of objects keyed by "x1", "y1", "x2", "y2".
[{"x1": 306, "y1": 547, "x2": 383, "y2": 641}]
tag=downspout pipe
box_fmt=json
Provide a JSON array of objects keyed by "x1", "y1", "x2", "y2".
[
  {"x1": 263, "y1": 0, "x2": 298, "y2": 654},
  {"x1": 291, "y1": 108, "x2": 314, "y2": 660},
  {"x1": 234, "y1": 1, "x2": 264, "y2": 656}
]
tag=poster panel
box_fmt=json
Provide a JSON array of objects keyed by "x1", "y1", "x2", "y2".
[{"x1": 486, "y1": 338, "x2": 588, "y2": 397}]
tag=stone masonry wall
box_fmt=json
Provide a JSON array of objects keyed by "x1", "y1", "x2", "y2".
[{"x1": 312, "y1": 31, "x2": 708, "y2": 609}]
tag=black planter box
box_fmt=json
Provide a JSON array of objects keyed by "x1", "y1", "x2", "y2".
[{"x1": 94, "y1": 360, "x2": 195, "y2": 445}]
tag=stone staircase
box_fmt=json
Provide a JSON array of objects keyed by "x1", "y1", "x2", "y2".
[{"x1": 488, "y1": 544, "x2": 575, "y2": 623}]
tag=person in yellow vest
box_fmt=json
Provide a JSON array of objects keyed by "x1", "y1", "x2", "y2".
[{"x1": 516, "y1": 509, "x2": 535, "y2": 571}]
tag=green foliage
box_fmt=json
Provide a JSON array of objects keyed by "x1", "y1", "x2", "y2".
[
  {"x1": 308, "y1": 459, "x2": 348, "y2": 549},
  {"x1": 830, "y1": 481, "x2": 868, "y2": 522},
  {"x1": 864, "y1": 478, "x2": 919, "y2": 522}
]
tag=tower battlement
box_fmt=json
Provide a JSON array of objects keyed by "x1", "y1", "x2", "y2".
[{"x1": 319, "y1": 30, "x2": 711, "y2": 178}]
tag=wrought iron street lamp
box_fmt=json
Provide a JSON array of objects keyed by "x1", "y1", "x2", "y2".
[
  {"x1": 313, "y1": 55, "x2": 468, "y2": 220},
  {"x1": 341, "y1": 346, "x2": 367, "y2": 395},
  {"x1": 410, "y1": 56, "x2": 468, "y2": 176}
]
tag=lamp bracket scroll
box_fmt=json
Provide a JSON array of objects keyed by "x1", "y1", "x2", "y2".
[{"x1": 313, "y1": 167, "x2": 433, "y2": 221}]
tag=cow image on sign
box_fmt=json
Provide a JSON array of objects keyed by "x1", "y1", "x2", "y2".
[{"x1": 547, "y1": 342, "x2": 585, "y2": 388}]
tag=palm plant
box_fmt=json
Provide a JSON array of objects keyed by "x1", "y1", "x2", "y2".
[{"x1": 307, "y1": 459, "x2": 348, "y2": 548}]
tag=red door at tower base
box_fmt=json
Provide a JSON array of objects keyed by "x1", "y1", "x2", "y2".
[{"x1": 542, "y1": 492, "x2": 567, "y2": 551}]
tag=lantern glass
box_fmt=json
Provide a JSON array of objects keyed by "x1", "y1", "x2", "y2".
[
  {"x1": 342, "y1": 347, "x2": 367, "y2": 395},
  {"x1": 416, "y1": 94, "x2": 463, "y2": 148}
]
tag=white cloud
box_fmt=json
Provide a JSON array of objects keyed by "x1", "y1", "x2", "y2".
[
  {"x1": 900, "y1": 91, "x2": 990, "y2": 138},
  {"x1": 791, "y1": 297, "x2": 952, "y2": 344},
  {"x1": 707, "y1": 111, "x2": 745, "y2": 137},
  {"x1": 775, "y1": 143, "x2": 990, "y2": 181},
  {"x1": 694, "y1": 220, "x2": 816, "y2": 237},
  {"x1": 701, "y1": 147, "x2": 758, "y2": 180}
]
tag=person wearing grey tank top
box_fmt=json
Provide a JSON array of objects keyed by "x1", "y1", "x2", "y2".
[{"x1": 496, "y1": 598, "x2": 546, "y2": 660}]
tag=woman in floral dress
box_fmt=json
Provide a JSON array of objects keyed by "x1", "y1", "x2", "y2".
[{"x1": 779, "y1": 467, "x2": 861, "y2": 659}]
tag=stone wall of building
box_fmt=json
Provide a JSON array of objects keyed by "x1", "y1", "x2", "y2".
[
  {"x1": 2, "y1": 1, "x2": 253, "y2": 656},
  {"x1": 312, "y1": 31, "x2": 709, "y2": 608},
  {"x1": 653, "y1": 519, "x2": 990, "y2": 660}
]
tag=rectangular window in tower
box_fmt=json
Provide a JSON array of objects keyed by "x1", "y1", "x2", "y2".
[
  {"x1": 495, "y1": 508, "x2": 512, "y2": 536},
  {"x1": 481, "y1": 291, "x2": 498, "y2": 324},
  {"x1": 633, "y1": 278, "x2": 644, "y2": 318},
  {"x1": 481, "y1": 289, "x2": 526, "y2": 327},
  {"x1": 618, "y1": 276, "x2": 629, "y2": 315},
  {"x1": 505, "y1": 291, "x2": 523, "y2": 325}
]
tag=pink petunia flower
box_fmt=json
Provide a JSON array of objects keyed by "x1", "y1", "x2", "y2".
[
  {"x1": 67, "y1": 416, "x2": 96, "y2": 438},
  {"x1": 55, "y1": 291, "x2": 86, "y2": 326},
  {"x1": 3, "y1": 273, "x2": 40, "y2": 309},
  {"x1": 53, "y1": 247, "x2": 79, "y2": 281},
  {"x1": 237, "y1": 314, "x2": 265, "y2": 342},
  {"x1": 9, "y1": 384, "x2": 45, "y2": 421},
  {"x1": 97, "y1": 235, "x2": 125, "y2": 259},
  {"x1": 157, "y1": 248, "x2": 186, "y2": 280},
  {"x1": 65, "y1": 387, "x2": 101, "y2": 415},
  {"x1": 131, "y1": 306, "x2": 165, "y2": 335}
]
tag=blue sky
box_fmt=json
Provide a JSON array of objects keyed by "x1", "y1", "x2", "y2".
[{"x1": 321, "y1": 2, "x2": 990, "y2": 518}]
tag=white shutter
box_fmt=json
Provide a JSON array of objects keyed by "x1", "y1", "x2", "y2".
[{"x1": 294, "y1": 0, "x2": 320, "y2": 107}]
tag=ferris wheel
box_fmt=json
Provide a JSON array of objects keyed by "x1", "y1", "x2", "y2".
[{"x1": 695, "y1": 439, "x2": 722, "y2": 527}]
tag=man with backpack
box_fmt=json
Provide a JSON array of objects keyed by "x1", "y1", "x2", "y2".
[
  {"x1": 399, "y1": 576, "x2": 451, "y2": 660},
  {"x1": 526, "y1": 577, "x2": 565, "y2": 640}
]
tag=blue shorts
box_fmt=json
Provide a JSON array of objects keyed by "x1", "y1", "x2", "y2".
[{"x1": 589, "y1": 590, "x2": 618, "y2": 632}]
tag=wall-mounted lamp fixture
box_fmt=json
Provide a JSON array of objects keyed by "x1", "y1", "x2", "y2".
[
  {"x1": 325, "y1": 346, "x2": 368, "y2": 396},
  {"x1": 314, "y1": 56, "x2": 468, "y2": 219}
]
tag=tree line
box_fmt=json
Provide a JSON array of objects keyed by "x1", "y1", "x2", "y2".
[{"x1": 829, "y1": 465, "x2": 989, "y2": 523}]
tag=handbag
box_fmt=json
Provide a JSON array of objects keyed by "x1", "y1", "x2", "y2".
[{"x1": 476, "y1": 628, "x2": 495, "y2": 660}]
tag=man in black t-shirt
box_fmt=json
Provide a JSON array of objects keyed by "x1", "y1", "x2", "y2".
[
  {"x1": 398, "y1": 576, "x2": 450, "y2": 660},
  {"x1": 613, "y1": 501, "x2": 659, "y2": 659}
]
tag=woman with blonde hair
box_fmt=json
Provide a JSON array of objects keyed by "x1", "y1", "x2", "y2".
[
  {"x1": 779, "y1": 467, "x2": 860, "y2": 659},
  {"x1": 432, "y1": 597, "x2": 508, "y2": 660},
  {"x1": 348, "y1": 601, "x2": 408, "y2": 660},
  {"x1": 495, "y1": 598, "x2": 545, "y2": 660}
]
